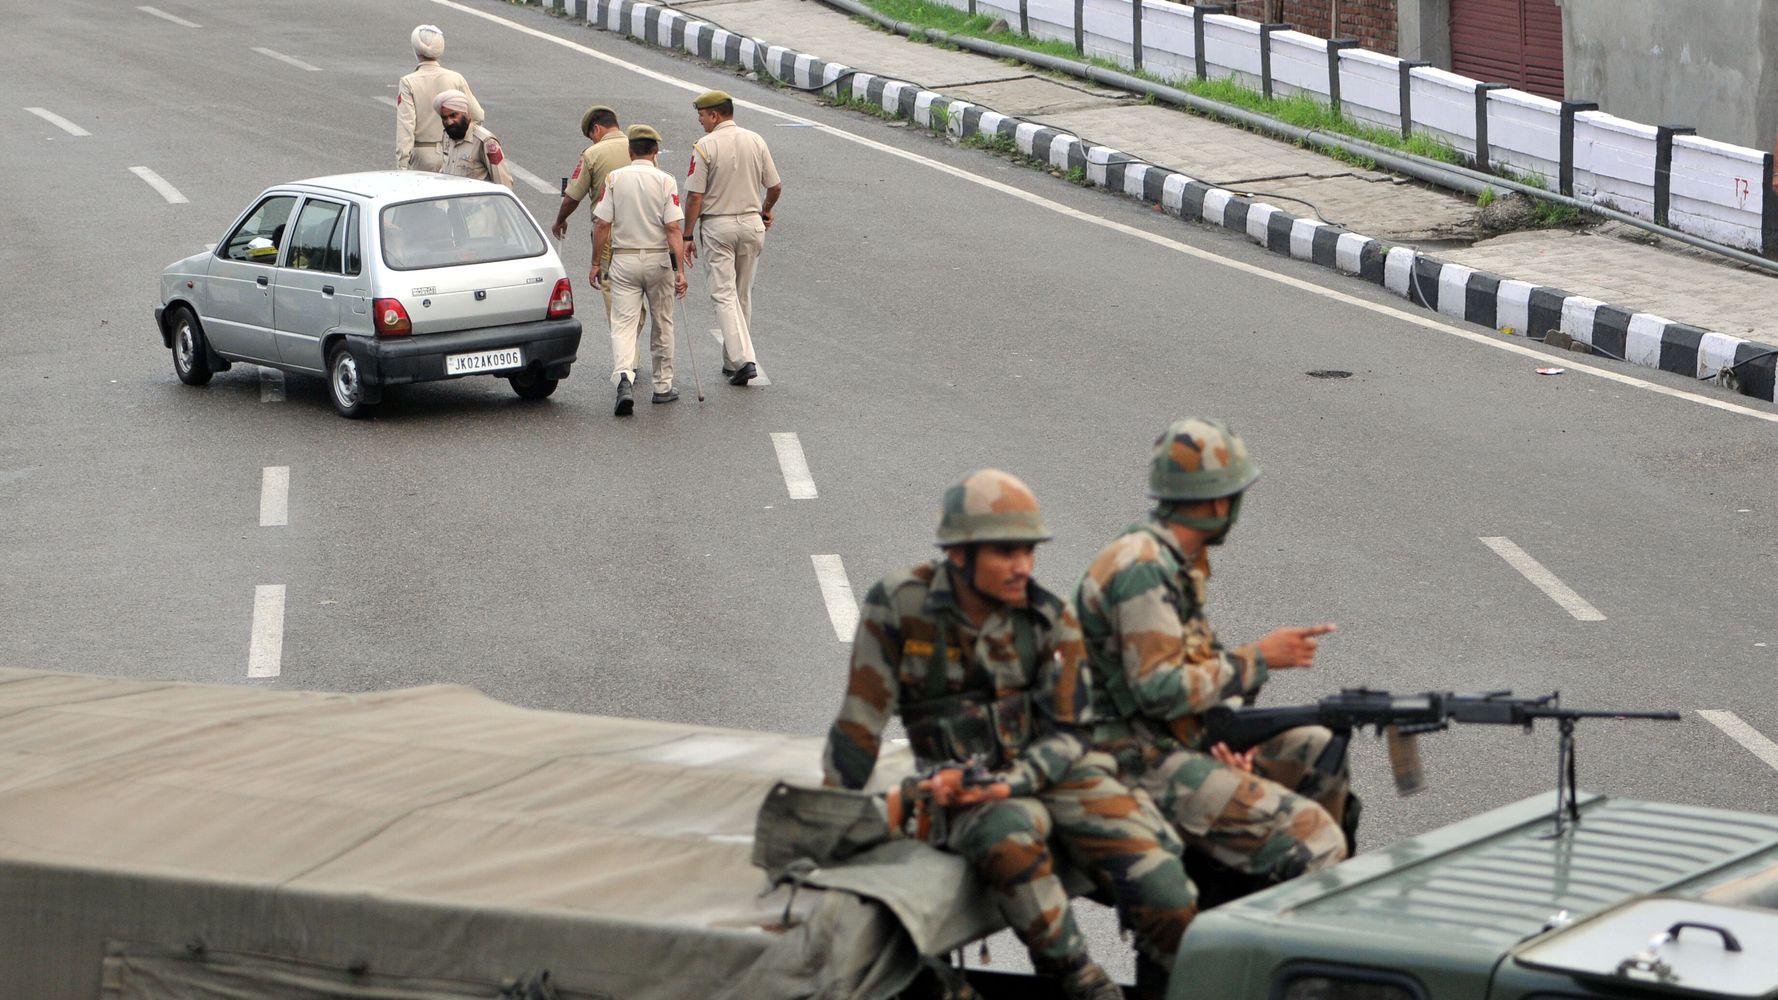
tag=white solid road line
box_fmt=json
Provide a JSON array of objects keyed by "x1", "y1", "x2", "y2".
[
  {"x1": 811, "y1": 554, "x2": 859, "y2": 642},
  {"x1": 252, "y1": 47, "x2": 322, "y2": 72},
  {"x1": 138, "y1": 5, "x2": 200, "y2": 27},
  {"x1": 129, "y1": 166, "x2": 188, "y2": 205},
  {"x1": 25, "y1": 107, "x2": 90, "y2": 137},
  {"x1": 708, "y1": 329, "x2": 770, "y2": 384},
  {"x1": 248, "y1": 584, "x2": 286, "y2": 678},
  {"x1": 1699, "y1": 710, "x2": 1778, "y2": 772},
  {"x1": 507, "y1": 162, "x2": 558, "y2": 196},
  {"x1": 260, "y1": 466, "x2": 289, "y2": 527},
  {"x1": 432, "y1": 0, "x2": 1778, "y2": 428},
  {"x1": 259, "y1": 366, "x2": 285, "y2": 402},
  {"x1": 1479, "y1": 536, "x2": 1606, "y2": 622},
  {"x1": 771, "y1": 432, "x2": 818, "y2": 499}
]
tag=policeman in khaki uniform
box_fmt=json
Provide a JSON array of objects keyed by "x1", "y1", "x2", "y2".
[
  {"x1": 552, "y1": 105, "x2": 635, "y2": 321},
  {"x1": 822, "y1": 470, "x2": 1198, "y2": 1000},
  {"x1": 435, "y1": 91, "x2": 512, "y2": 189},
  {"x1": 681, "y1": 90, "x2": 780, "y2": 387},
  {"x1": 592, "y1": 125, "x2": 687, "y2": 416},
  {"x1": 1074, "y1": 420, "x2": 1353, "y2": 944},
  {"x1": 395, "y1": 24, "x2": 484, "y2": 172}
]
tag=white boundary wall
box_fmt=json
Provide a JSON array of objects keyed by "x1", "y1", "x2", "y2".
[{"x1": 924, "y1": 0, "x2": 1769, "y2": 252}]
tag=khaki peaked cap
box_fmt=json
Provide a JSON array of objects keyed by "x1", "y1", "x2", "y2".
[
  {"x1": 580, "y1": 104, "x2": 616, "y2": 136},
  {"x1": 627, "y1": 124, "x2": 662, "y2": 142},
  {"x1": 693, "y1": 90, "x2": 732, "y2": 110}
]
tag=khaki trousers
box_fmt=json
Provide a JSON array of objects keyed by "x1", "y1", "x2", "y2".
[
  {"x1": 607, "y1": 251, "x2": 676, "y2": 392},
  {"x1": 701, "y1": 214, "x2": 765, "y2": 368}
]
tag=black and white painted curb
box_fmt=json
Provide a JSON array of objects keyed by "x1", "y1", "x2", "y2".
[{"x1": 570, "y1": 0, "x2": 1778, "y2": 404}]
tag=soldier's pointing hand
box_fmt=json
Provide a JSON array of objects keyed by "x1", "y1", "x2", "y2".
[{"x1": 1256, "y1": 623, "x2": 1337, "y2": 669}]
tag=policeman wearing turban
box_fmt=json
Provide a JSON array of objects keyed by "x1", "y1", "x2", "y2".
[
  {"x1": 396, "y1": 24, "x2": 485, "y2": 171},
  {"x1": 435, "y1": 90, "x2": 512, "y2": 189}
]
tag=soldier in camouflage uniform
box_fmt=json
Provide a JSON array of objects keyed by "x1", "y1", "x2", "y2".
[
  {"x1": 1074, "y1": 419, "x2": 1352, "y2": 906},
  {"x1": 822, "y1": 469, "x2": 1197, "y2": 1000}
]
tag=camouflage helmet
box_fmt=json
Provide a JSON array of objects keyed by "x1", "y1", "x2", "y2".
[
  {"x1": 936, "y1": 469, "x2": 1053, "y2": 546},
  {"x1": 1147, "y1": 418, "x2": 1261, "y2": 500}
]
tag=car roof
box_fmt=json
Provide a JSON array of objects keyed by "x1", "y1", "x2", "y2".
[{"x1": 266, "y1": 170, "x2": 509, "y2": 205}]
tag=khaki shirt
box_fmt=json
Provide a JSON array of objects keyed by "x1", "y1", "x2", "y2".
[
  {"x1": 395, "y1": 63, "x2": 484, "y2": 169},
  {"x1": 685, "y1": 120, "x2": 780, "y2": 216},
  {"x1": 565, "y1": 132, "x2": 632, "y2": 204},
  {"x1": 440, "y1": 125, "x2": 513, "y2": 188},
  {"x1": 593, "y1": 162, "x2": 684, "y2": 249}
]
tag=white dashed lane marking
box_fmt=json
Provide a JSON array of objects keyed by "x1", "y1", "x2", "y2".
[
  {"x1": 252, "y1": 47, "x2": 322, "y2": 72},
  {"x1": 259, "y1": 466, "x2": 289, "y2": 527},
  {"x1": 374, "y1": 95, "x2": 398, "y2": 108},
  {"x1": 1699, "y1": 710, "x2": 1778, "y2": 772},
  {"x1": 507, "y1": 163, "x2": 558, "y2": 196},
  {"x1": 259, "y1": 366, "x2": 284, "y2": 402},
  {"x1": 138, "y1": 5, "x2": 200, "y2": 27},
  {"x1": 811, "y1": 554, "x2": 858, "y2": 642},
  {"x1": 25, "y1": 107, "x2": 90, "y2": 136},
  {"x1": 1479, "y1": 536, "x2": 1605, "y2": 621},
  {"x1": 708, "y1": 329, "x2": 769, "y2": 384},
  {"x1": 248, "y1": 584, "x2": 286, "y2": 678},
  {"x1": 771, "y1": 432, "x2": 817, "y2": 499},
  {"x1": 129, "y1": 166, "x2": 187, "y2": 204}
]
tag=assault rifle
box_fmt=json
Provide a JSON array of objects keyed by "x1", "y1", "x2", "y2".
[
  {"x1": 884, "y1": 762, "x2": 1011, "y2": 844},
  {"x1": 1203, "y1": 689, "x2": 1680, "y2": 837}
]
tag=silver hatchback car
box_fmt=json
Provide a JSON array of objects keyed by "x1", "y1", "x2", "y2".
[{"x1": 155, "y1": 171, "x2": 581, "y2": 417}]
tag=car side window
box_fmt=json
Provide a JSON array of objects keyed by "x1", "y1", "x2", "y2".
[
  {"x1": 286, "y1": 199, "x2": 347, "y2": 274},
  {"x1": 343, "y1": 206, "x2": 361, "y2": 276},
  {"x1": 221, "y1": 195, "x2": 298, "y2": 265}
]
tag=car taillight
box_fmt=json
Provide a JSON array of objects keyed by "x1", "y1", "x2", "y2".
[
  {"x1": 374, "y1": 298, "x2": 412, "y2": 337},
  {"x1": 547, "y1": 278, "x2": 574, "y2": 319}
]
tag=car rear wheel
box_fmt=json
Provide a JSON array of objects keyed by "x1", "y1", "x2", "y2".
[
  {"x1": 509, "y1": 371, "x2": 559, "y2": 400},
  {"x1": 327, "y1": 344, "x2": 376, "y2": 419},
  {"x1": 170, "y1": 308, "x2": 213, "y2": 386}
]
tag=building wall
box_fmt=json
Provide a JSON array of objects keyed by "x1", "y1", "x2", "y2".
[
  {"x1": 1561, "y1": 0, "x2": 1778, "y2": 149},
  {"x1": 1227, "y1": 0, "x2": 1400, "y2": 54}
]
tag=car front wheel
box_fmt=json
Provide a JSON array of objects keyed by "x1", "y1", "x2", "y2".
[
  {"x1": 170, "y1": 308, "x2": 213, "y2": 386},
  {"x1": 327, "y1": 344, "x2": 376, "y2": 419},
  {"x1": 509, "y1": 371, "x2": 559, "y2": 400}
]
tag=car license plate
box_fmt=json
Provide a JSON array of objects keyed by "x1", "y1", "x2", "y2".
[{"x1": 445, "y1": 347, "x2": 523, "y2": 375}]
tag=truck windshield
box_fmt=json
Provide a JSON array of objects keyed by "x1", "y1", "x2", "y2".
[{"x1": 381, "y1": 194, "x2": 545, "y2": 270}]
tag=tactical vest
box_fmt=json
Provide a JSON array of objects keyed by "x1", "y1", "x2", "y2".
[{"x1": 896, "y1": 610, "x2": 1039, "y2": 770}]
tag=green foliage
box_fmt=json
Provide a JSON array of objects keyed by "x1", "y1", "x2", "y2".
[
  {"x1": 928, "y1": 104, "x2": 950, "y2": 132},
  {"x1": 1477, "y1": 186, "x2": 1496, "y2": 208},
  {"x1": 1065, "y1": 166, "x2": 1088, "y2": 185},
  {"x1": 965, "y1": 130, "x2": 1019, "y2": 154},
  {"x1": 1530, "y1": 201, "x2": 1584, "y2": 227}
]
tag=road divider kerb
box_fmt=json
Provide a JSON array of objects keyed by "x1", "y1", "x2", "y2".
[{"x1": 559, "y1": 0, "x2": 1778, "y2": 407}]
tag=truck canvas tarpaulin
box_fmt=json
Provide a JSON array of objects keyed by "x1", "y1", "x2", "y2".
[{"x1": 0, "y1": 668, "x2": 1001, "y2": 999}]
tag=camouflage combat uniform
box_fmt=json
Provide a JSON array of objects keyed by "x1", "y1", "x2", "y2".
[
  {"x1": 822, "y1": 472, "x2": 1196, "y2": 981},
  {"x1": 1075, "y1": 420, "x2": 1349, "y2": 884}
]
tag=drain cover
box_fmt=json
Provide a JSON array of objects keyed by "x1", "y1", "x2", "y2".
[{"x1": 1307, "y1": 370, "x2": 1353, "y2": 379}]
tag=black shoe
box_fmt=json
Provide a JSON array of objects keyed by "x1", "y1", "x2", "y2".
[
  {"x1": 728, "y1": 362, "x2": 757, "y2": 386},
  {"x1": 651, "y1": 387, "x2": 679, "y2": 404},
  {"x1": 614, "y1": 375, "x2": 634, "y2": 416},
  {"x1": 720, "y1": 366, "x2": 735, "y2": 377}
]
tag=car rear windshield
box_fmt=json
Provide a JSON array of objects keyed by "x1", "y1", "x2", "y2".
[{"x1": 381, "y1": 194, "x2": 545, "y2": 271}]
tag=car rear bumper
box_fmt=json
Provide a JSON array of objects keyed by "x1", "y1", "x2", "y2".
[{"x1": 346, "y1": 318, "x2": 582, "y2": 387}]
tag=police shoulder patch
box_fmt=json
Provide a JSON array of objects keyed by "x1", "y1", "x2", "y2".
[
  {"x1": 570, "y1": 160, "x2": 582, "y2": 180},
  {"x1": 485, "y1": 138, "x2": 503, "y2": 164}
]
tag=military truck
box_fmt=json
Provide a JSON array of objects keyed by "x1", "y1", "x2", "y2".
[{"x1": 4, "y1": 667, "x2": 1774, "y2": 999}]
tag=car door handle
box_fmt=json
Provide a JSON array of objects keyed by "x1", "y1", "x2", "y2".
[
  {"x1": 322, "y1": 284, "x2": 334, "y2": 296},
  {"x1": 256, "y1": 275, "x2": 268, "y2": 287}
]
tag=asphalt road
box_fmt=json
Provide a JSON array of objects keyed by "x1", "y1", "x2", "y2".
[{"x1": 6, "y1": 0, "x2": 1778, "y2": 978}]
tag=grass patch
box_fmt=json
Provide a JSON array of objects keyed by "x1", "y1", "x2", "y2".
[
  {"x1": 1477, "y1": 186, "x2": 1495, "y2": 208},
  {"x1": 1064, "y1": 166, "x2": 1089, "y2": 186},
  {"x1": 848, "y1": 0, "x2": 1467, "y2": 170},
  {"x1": 1531, "y1": 201, "x2": 1584, "y2": 227},
  {"x1": 964, "y1": 130, "x2": 1019, "y2": 154}
]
